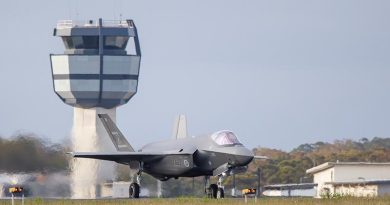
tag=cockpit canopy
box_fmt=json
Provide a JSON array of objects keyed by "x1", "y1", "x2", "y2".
[{"x1": 211, "y1": 130, "x2": 242, "y2": 146}]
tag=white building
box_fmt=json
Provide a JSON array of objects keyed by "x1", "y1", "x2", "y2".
[
  {"x1": 112, "y1": 182, "x2": 131, "y2": 198},
  {"x1": 100, "y1": 182, "x2": 151, "y2": 198},
  {"x1": 262, "y1": 183, "x2": 316, "y2": 197},
  {"x1": 326, "y1": 180, "x2": 390, "y2": 197},
  {"x1": 306, "y1": 162, "x2": 390, "y2": 198}
]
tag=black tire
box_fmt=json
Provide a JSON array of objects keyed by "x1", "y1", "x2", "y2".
[
  {"x1": 209, "y1": 184, "x2": 218, "y2": 198},
  {"x1": 217, "y1": 188, "x2": 224, "y2": 199},
  {"x1": 129, "y1": 183, "x2": 140, "y2": 198}
]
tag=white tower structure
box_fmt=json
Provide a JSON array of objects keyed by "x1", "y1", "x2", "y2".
[{"x1": 50, "y1": 19, "x2": 141, "y2": 198}]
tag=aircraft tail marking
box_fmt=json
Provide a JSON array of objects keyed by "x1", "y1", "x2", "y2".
[{"x1": 98, "y1": 114, "x2": 135, "y2": 152}]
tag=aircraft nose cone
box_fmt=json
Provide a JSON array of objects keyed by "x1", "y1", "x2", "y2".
[{"x1": 235, "y1": 147, "x2": 254, "y2": 166}]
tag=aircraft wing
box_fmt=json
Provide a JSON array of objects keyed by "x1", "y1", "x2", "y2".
[{"x1": 70, "y1": 151, "x2": 193, "y2": 164}]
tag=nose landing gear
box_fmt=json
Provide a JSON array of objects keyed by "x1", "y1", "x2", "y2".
[{"x1": 206, "y1": 174, "x2": 225, "y2": 199}]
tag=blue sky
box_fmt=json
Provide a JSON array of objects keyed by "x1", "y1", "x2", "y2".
[{"x1": 0, "y1": 0, "x2": 390, "y2": 151}]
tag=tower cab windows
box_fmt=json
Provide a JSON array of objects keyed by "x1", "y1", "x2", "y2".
[
  {"x1": 62, "y1": 36, "x2": 99, "y2": 49},
  {"x1": 104, "y1": 36, "x2": 129, "y2": 50},
  {"x1": 52, "y1": 19, "x2": 141, "y2": 108},
  {"x1": 211, "y1": 131, "x2": 242, "y2": 146},
  {"x1": 61, "y1": 36, "x2": 131, "y2": 50}
]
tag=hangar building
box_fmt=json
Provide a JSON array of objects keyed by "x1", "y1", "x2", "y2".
[{"x1": 306, "y1": 162, "x2": 390, "y2": 198}]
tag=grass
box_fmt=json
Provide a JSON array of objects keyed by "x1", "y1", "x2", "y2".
[{"x1": 1, "y1": 197, "x2": 390, "y2": 205}]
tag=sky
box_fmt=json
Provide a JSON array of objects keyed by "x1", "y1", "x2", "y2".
[{"x1": 0, "y1": 0, "x2": 390, "y2": 151}]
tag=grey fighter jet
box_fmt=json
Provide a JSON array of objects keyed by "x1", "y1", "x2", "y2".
[{"x1": 71, "y1": 114, "x2": 267, "y2": 198}]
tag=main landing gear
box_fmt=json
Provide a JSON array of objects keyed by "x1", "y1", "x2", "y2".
[
  {"x1": 129, "y1": 171, "x2": 142, "y2": 198},
  {"x1": 129, "y1": 182, "x2": 140, "y2": 198},
  {"x1": 205, "y1": 175, "x2": 225, "y2": 199}
]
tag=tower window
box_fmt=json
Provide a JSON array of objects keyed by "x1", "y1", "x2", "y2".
[
  {"x1": 62, "y1": 36, "x2": 99, "y2": 49},
  {"x1": 104, "y1": 36, "x2": 129, "y2": 50}
]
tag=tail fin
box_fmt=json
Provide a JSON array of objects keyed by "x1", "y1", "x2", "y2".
[
  {"x1": 98, "y1": 114, "x2": 135, "y2": 152},
  {"x1": 172, "y1": 115, "x2": 188, "y2": 140}
]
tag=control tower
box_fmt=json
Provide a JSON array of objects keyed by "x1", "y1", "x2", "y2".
[{"x1": 50, "y1": 19, "x2": 141, "y2": 198}]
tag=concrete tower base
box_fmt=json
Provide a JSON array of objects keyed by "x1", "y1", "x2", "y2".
[{"x1": 71, "y1": 107, "x2": 116, "y2": 199}]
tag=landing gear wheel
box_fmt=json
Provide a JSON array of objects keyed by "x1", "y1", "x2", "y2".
[
  {"x1": 129, "y1": 182, "x2": 140, "y2": 198},
  {"x1": 209, "y1": 184, "x2": 218, "y2": 198},
  {"x1": 217, "y1": 187, "x2": 224, "y2": 199}
]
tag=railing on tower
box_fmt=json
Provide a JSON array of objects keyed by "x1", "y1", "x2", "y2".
[{"x1": 56, "y1": 20, "x2": 131, "y2": 29}]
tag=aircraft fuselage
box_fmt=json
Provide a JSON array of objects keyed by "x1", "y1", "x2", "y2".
[{"x1": 139, "y1": 135, "x2": 254, "y2": 180}]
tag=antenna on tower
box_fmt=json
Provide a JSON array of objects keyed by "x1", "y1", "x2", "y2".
[
  {"x1": 74, "y1": 1, "x2": 79, "y2": 20},
  {"x1": 119, "y1": 0, "x2": 123, "y2": 21},
  {"x1": 67, "y1": 0, "x2": 72, "y2": 20}
]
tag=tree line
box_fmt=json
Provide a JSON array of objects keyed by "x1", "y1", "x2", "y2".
[
  {"x1": 249, "y1": 137, "x2": 390, "y2": 186},
  {"x1": 0, "y1": 133, "x2": 68, "y2": 173}
]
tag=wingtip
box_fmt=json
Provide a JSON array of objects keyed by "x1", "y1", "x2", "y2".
[
  {"x1": 66, "y1": 152, "x2": 75, "y2": 157},
  {"x1": 254, "y1": 156, "x2": 269, "y2": 160}
]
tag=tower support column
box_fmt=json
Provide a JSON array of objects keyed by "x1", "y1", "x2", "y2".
[{"x1": 71, "y1": 107, "x2": 116, "y2": 199}]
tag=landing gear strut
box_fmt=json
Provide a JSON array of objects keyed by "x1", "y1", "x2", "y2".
[
  {"x1": 216, "y1": 174, "x2": 225, "y2": 198},
  {"x1": 129, "y1": 165, "x2": 143, "y2": 198}
]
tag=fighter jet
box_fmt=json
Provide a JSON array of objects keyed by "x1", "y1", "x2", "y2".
[{"x1": 70, "y1": 114, "x2": 267, "y2": 198}]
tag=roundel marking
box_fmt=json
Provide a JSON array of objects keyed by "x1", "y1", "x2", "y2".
[{"x1": 183, "y1": 160, "x2": 190, "y2": 167}]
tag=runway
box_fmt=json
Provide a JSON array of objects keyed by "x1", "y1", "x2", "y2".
[{"x1": 1, "y1": 197, "x2": 390, "y2": 205}]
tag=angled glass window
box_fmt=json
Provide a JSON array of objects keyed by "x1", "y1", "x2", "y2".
[
  {"x1": 61, "y1": 36, "x2": 99, "y2": 49},
  {"x1": 82, "y1": 36, "x2": 99, "y2": 49},
  {"x1": 104, "y1": 36, "x2": 129, "y2": 50},
  {"x1": 73, "y1": 37, "x2": 84, "y2": 49},
  {"x1": 211, "y1": 131, "x2": 241, "y2": 146}
]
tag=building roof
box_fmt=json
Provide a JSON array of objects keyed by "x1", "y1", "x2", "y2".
[
  {"x1": 264, "y1": 183, "x2": 317, "y2": 190},
  {"x1": 306, "y1": 162, "x2": 390, "y2": 175},
  {"x1": 325, "y1": 179, "x2": 390, "y2": 186}
]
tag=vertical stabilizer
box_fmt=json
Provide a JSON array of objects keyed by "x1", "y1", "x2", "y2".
[
  {"x1": 98, "y1": 114, "x2": 135, "y2": 152},
  {"x1": 172, "y1": 115, "x2": 188, "y2": 139}
]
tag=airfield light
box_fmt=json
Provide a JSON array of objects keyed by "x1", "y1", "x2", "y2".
[
  {"x1": 9, "y1": 187, "x2": 23, "y2": 193},
  {"x1": 9, "y1": 186, "x2": 24, "y2": 205},
  {"x1": 242, "y1": 188, "x2": 256, "y2": 195},
  {"x1": 242, "y1": 188, "x2": 257, "y2": 203}
]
